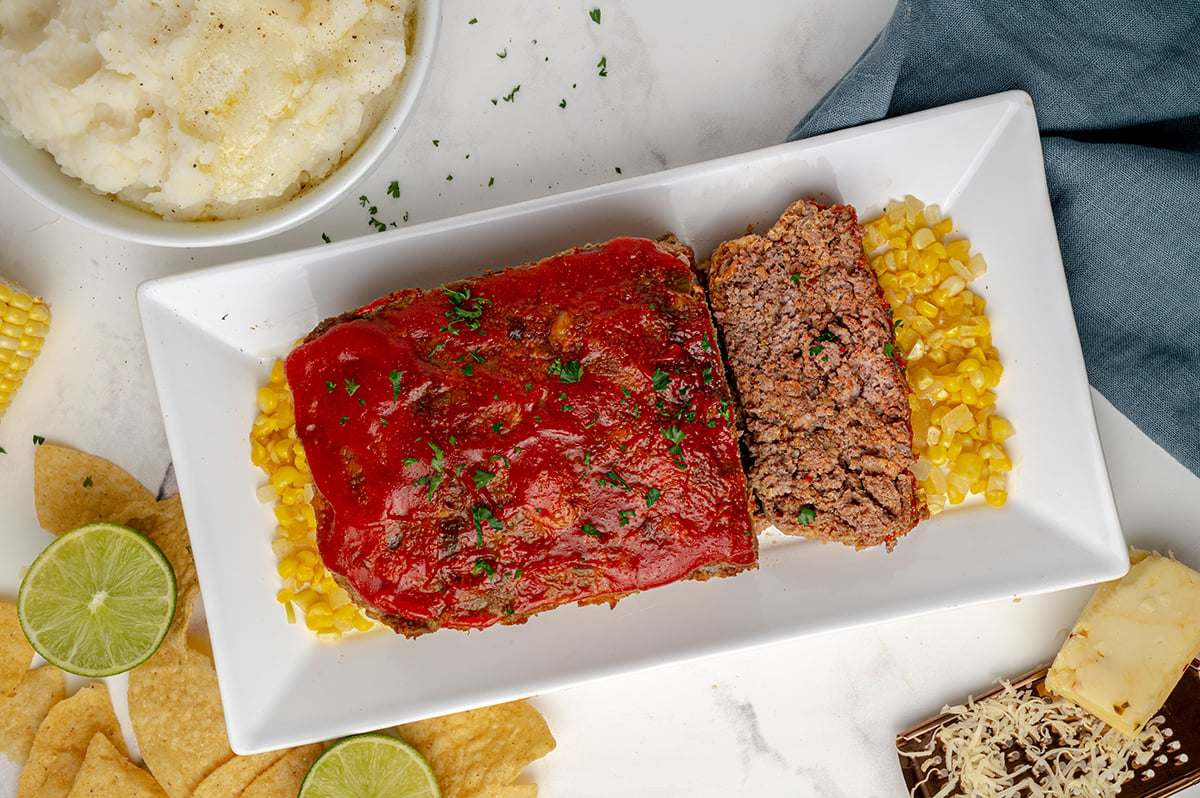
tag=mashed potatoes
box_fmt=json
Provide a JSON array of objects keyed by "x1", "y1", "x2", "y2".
[{"x1": 0, "y1": 0, "x2": 413, "y2": 221}]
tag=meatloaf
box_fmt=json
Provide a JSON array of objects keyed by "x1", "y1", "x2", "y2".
[
  {"x1": 706, "y1": 200, "x2": 926, "y2": 551},
  {"x1": 285, "y1": 236, "x2": 756, "y2": 637}
]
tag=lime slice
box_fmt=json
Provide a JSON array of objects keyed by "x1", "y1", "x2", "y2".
[
  {"x1": 299, "y1": 733, "x2": 440, "y2": 798},
  {"x1": 17, "y1": 521, "x2": 177, "y2": 678}
]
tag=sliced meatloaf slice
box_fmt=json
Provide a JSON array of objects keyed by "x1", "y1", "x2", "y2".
[{"x1": 706, "y1": 199, "x2": 926, "y2": 551}]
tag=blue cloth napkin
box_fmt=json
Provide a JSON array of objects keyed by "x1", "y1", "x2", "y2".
[{"x1": 790, "y1": 0, "x2": 1200, "y2": 478}]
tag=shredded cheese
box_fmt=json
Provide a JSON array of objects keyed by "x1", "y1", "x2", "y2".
[{"x1": 904, "y1": 681, "x2": 1166, "y2": 797}]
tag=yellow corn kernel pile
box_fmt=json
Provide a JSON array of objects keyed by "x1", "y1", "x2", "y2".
[
  {"x1": 0, "y1": 279, "x2": 51, "y2": 421},
  {"x1": 251, "y1": 360, "x2": 376, "y2": 639},
  {"x1": 864, "y1": 196, "x2": 1014, "y2": 514}
]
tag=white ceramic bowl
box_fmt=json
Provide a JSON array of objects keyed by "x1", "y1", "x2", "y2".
[{"x1": 0, "y1": 0, "x2": 441, "y2": 248}]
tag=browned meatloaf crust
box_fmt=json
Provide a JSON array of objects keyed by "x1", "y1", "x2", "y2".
[
  {"x1": 705, "y1": 199, "x2": 926, "y2": 551},
  {"x1": 286, "y1": 236, "x2": 757, "y2": 636}
]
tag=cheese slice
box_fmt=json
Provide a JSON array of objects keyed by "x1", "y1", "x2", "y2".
[{"x1": 1046, "y1": 549, "x2": 1200, "y2": 736}]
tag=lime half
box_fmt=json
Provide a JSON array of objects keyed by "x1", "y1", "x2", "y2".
[
  {"x1": 17, "y1": 521, "x2": 177, "y2": 678},
  {"x1": 300, "y1": 733, "x2": 440, "y2": 798}
]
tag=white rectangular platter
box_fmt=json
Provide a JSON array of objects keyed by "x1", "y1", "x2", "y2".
[{"x1": 138, "y1": 91, "x2": 1128, "y2": 754}]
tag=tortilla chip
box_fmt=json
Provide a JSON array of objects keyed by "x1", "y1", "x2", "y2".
[
  {"x1": 190, "y1": 749, "x2": 289, "y2": 798},
  {"x1": 33, "y1": 445, "x2": 159, "y2": 536},
  {"x1": 0, "y1": 601, "x2": 34, "y2": 694},
  {"x1": 143, "y1": 495, "x2": 199, "y2": 646},
  {"x1": 127, "y1": 642, "x2": 234, "y2": 798},
  {"x1": 16, "y1": 681, "x2": 127, "y2": 798},
  {"x1": 32, "y1": 444, "x2": 199, "y2": 647},
  {"x1": 240, "y1": 744, "x2": 325, "y2": 798},
  {"x1": 396, "y1": 701, "x2": 556, "y2": 798},
  {"x1": 65, "y1": 733, "x2": 168, "y2": 798},
  {"x1": 0, "y1": 665, "x2": 65, "y2": 766}
]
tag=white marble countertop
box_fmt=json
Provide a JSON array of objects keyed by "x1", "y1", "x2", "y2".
[{"x1": 3, "y1": 2, "x2": 1199, "y2": 796}]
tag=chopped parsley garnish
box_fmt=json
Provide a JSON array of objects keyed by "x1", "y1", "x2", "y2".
[
  {"x1": 884, "y1": 343, "x2": 896, "y2": 357},
  {"x1": 344, "y1": 378, "x2": 360, "y2": 396},
  {"x1": 798, "y1": 504, "x2": 817, "y2": 525},
  {"x1": 702, "y1": 366, "x2": 713, "y2": 384},
  {"x1": 589, "y1": 8, "x2": 601, "y2": 23},
  {"x1": 645, "y1": 487, "x2": 662, "y2": 508},
  {"x1": 582, "y1": 523, "x2": 601, "y2": 537},
  {"x1": 32, "y1": 434, "x2": 44, "y2": 445},
  {"x1": 596, "y1": 470, "x2": 630, "y2": 490},
  {"x1": 402, "y1": 457, "x2": 418, "y2": 466},
  {"x1": 442, "y1": 286, "x2": 491, "y2": 332},
  {"x1": 471, "y1": 505, "x2": 503, "y2": 545},
  {"x1": 492, "y1": 421, "x2": 502, "y2": 433},
  {"x1": 502, "y1": 85, "x2": 521, "y2": 103},
  {"x1": 652, "y1": 368, "x2": 670, "y2": 392},
  {"x1": 339, "y1": 416, "x2": 348, "y2": 426},
  {"x1": 389, "y1": 370, "x2": 404, "y2": 401},
  {"x1": 790, "y1": 273, "x2": 806, "y2": 284},
  {"x1": 472, "y1": 469, "x2": 496, "y2": 490},
  {"x1": 472, "y1": 558, "x2": 496, "y2": 577},
  {"x1": 83, "y1": 476, "x2": 93, "y2": 487},
  {"x1": 617, "y1": 509, "x2": 635, "y2": 526},
  {"x1": 661, "y1": 425, "x2": 685, "y2": 455},
  {"x1": 809, "y1": 345, "x2": 824, "y2": 357},
  {"x1": 490, "y1": 453, "x2": 511, "y2": 468},
  {"x1": 387, "y1": 180, "x2": 400, "y2": 198},
  {"x1": 547, "y1": 359, "x2": 583, "y2": 383},
  {"x1": 326, "y1": 381, "x2": 336, "y2": 393}
]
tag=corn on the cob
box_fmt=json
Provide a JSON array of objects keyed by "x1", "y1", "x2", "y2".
[
  {"x1": 250, "y1": 359, "x2": 376, "y2": 639},
  {"x1": 0, "y1": 278, "x2": 51, "y2": 421},
  {"x1": 864, "y1": 196, "x2": 1015, "y2": 514}
]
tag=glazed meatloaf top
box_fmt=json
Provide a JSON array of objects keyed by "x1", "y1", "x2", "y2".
[
  {"x1": 706, "y1": 200, "x2": 926, "y2": 550},
  {"x1": 285, "y1": 236, "x2": 756, "y2": 636}
]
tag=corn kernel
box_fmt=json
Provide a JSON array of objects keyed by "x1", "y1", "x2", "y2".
[{"x1": 862, "y1": 199, "x2": 1014, "y2": 515}]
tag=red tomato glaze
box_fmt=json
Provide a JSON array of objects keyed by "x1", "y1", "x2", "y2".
[{"x1": 285, "y1": 237, "x2": 755, "y2": 635}]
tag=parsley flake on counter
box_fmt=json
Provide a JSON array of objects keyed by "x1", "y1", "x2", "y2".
[
  {"x1": 468, "y1": 17, "x2": 477, "y2": 24},
  {"x1": 597, "y1": 56, "x2": 608, "y2": 77},
  {"x1": 387, "y1": 180, "x2": 400, "y2": 197},
  {"x1": 559, "y1": 98, "x2": 567, "y2": 109},
  {"x1": 321, "y1": 233, "x2": 331, "y2": 243},
  {"x1": 589, "y1": 8, "x2": 601, "y2": 23},
  {"x1": 32, "y1": 434, "x2": 44, "y2": 445},
  {"x1": 497, "y1": 48, "x2": 507, "y2": 59},
  {"x1": 502, "y1": 85, "x2": 521, "y2": 103}
]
